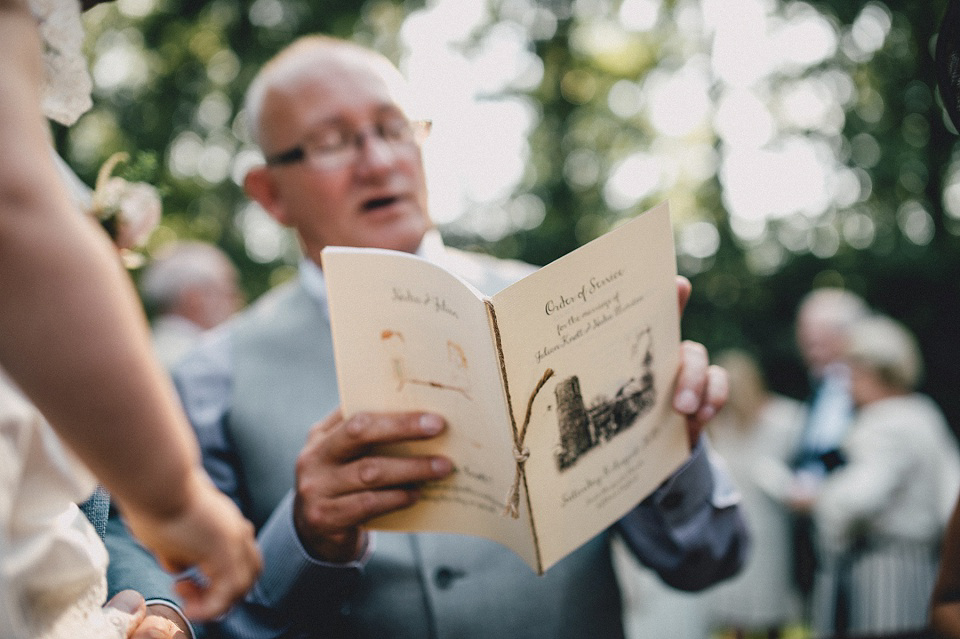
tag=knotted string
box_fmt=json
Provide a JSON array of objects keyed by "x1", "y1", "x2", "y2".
[{"x1": 504, "y1": 368, "x2": 554, "y2": 518}]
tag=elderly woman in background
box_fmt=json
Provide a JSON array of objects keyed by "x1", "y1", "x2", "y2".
[
  {"x1": 806, "y1": 315, "x2": 960, "y2": 638},
  {"x1": 705, "y1": 349, "x2": 805, "y2": 639}
]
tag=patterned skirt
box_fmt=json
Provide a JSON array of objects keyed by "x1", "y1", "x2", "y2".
[{"x1": 810, "y1": 539, "x2": 939, "y2": 638}]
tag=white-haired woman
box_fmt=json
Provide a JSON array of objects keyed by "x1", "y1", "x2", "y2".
[{"x1": 808, "y1": 315, "x2": 960, "y2": 637}]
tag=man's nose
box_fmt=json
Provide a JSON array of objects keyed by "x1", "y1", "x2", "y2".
[{"x1": 354, "y1": 131, "x2": 397, "y2": 170}]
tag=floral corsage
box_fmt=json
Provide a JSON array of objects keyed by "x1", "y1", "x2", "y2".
[{"x1": 89, "y1": 152, "x2": 162, "y2": 267}]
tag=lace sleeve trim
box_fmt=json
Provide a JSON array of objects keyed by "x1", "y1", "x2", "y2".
[{"x1": 30, "y1": 0, "x2": 93, "y2": 125}]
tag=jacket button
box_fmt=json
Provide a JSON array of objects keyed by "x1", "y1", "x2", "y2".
[{"x1": 434, "y1": 567, "x2": 465, "y2": 589}]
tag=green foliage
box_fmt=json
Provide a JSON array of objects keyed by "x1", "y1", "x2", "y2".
[
  {"x1": 112, "y1": 151, "x2": 162, "y2": 190},
  {"x1": 58, "y1": 0, "x2": 960, "y2": 432}
]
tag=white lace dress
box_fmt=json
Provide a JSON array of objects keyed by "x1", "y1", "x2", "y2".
[
  {"x1": 30, "y1": 0, "x2": 93, "y2": 126},
  {"x1": 0, "y1": 370, "x2": 134, "y2": 639}
]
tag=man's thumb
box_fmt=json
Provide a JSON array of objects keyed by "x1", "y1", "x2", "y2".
[
  {"x1": 105, "y1": 589, "x2": 146, "y2": 614},
  {"x1": 103, "y1": 589, "x2": 147, "y2": 636}
]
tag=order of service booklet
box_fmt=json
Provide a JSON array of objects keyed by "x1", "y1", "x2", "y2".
[{"x1": 320, "y1": 201, "x2": 690, "y2": 575}]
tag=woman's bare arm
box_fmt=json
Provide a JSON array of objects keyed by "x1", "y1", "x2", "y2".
[{"x1": 0, "y1": 2, "x2": 260, "y2": 618}]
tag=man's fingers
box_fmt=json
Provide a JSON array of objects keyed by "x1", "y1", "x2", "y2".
[
  {"x1": 676, "y1": 275, "x2": 692, "y2": 317},
  {"x1": 316, "y1": 408, "x2": 345, "y2": 434},
  {"x1": 103, "y1": 589, "x2": 146, "y2": 637},
  {"x1": 294, "y1": 411, "x2": 452, "y2": 561},
  {"x1": 672, "y1": 341, "x2": 730, "y2": 447},
  {"x1": 348, "y1": 454, "x2": 453, "y2": 491},
  {"x1": 128, "y1": 615, "x2": 186, "y2": 639},
  {"x1": 144, "y1": 604, "x2": 191, "y2": 639},
  {"x1": 683, "y1": 364, "x2": 729, "y2": 442},
  {"x1": 321, "y1": 412, "x2": 446, "y2": 460},
  {"x1": 300, "y1": 486, "x2": 423, "y2": 531},
  {"x1": 298, "y1": 453, "x2": 451, "y2": 524},
  {"x1": 698, "y1": 364, "x2": 729, "y2": 422},
  {"x1": 673, "y1": 340, "x2": 709, "y2": 415}
]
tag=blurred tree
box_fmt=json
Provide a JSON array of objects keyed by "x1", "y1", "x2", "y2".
[
  {"x1": 475, "y1": 0, "x2": 960, "y2": 428},
  {"x1": 59, "y1": 0, "x2": 960, "y2": 432},
  {"x1": 61, "y1": 0, "x2": 418, "y2": 300}
]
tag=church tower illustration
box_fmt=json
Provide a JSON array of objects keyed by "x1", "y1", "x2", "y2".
[{"x1": 554, "y1": 376, "x2": 593, "y2": 470}]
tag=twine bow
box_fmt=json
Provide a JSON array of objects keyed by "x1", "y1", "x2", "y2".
[
  {"x1": 503, "y1": 368, "x2": 554, "y2": 518},
  {"x1": 504, "y1": 445, "x2": 531, "y2": 518}
]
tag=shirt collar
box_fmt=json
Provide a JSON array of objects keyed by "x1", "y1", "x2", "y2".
[
  {"x1": 298, "y1": 257, "x2": 328, "y2": 311},
  {"x1": 417, "y1": 228, "x2": 446, "y2": 262}
]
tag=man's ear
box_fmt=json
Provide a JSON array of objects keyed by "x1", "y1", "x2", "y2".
[{"x1": 244, "y1": 167, "x2": 290, "y2": 226}]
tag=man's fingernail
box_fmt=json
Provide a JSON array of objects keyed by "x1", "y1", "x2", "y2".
[
  {"x1": 432, "y1": 458, "x2": 452, "y2": 475},
  {"x1": 345, "y1": 413, "x2": 369, "y2": 435},
  {"x1": 674, "y1": 390, "x2": 698, "y2": 414},
  {"x1": 420, "y1": 414, "x2": 444, "y2": 434}
]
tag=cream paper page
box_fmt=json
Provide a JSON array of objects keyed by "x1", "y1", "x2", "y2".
[
  {"x1": 488, "y1": 202, "x2": 690, "y2": 572},
  {"x1": 321, "y1": 247, "x2": 539, "y2": 569}
]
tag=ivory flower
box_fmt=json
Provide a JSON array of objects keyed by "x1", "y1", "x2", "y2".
[{"x1": 90, "y1": 152, "x2": 162, "y2": 254}]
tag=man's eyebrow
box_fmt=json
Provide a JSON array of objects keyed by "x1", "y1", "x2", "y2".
[
  {"x1": 302, "y1": 115, "x2": 347, "y2": 133},
  {"x1": 373, "y1": 104, "x2": 407, "y2": 117}
]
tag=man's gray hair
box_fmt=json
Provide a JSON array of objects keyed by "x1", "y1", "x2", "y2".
[
  {"x1": 797, "y1": 287, "x2": 870, "y2": 333},
  {"x1": 242, "y1": 35, "x2": 411, "y2": 150}
]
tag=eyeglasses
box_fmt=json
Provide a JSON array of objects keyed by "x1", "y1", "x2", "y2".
[{"x1": 265, "y1": 116, "x2": 432, "y2": 171}]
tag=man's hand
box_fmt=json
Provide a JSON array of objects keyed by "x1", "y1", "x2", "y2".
[
  {"x1": 672, "y1": 276, "x2": 729, "y2": 447},
  {"x1": 144, "y1": 603, "x2": 191, "y2": 639},
  {"x1": 119, "y1": 470, "x2": 262, "y2": 621},
  {"x1": 290, "y1": 277, "x2": 722, "y2": 563},
  {"x1": 104, "y1": 590, "x2": 186, "y2": 639},
  {"x1": 293, "y1": 410, "x2": 454, "y2": 562}
]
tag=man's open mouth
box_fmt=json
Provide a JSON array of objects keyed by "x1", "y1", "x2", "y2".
[{"x1": 363, "y1": 196, "x2": 399, "y2": 211}]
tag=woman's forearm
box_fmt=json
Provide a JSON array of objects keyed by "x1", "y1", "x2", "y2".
[{"x1": 0, "y1": 3, "x2": 199, "y2": 517}]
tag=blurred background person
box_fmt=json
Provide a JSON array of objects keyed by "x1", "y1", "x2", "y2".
[
  {"x1": 705, "y1": 349, "x2": 805, "y2": 639},
  {"x1": 612, "y1": 535, "x2": 712, "y2": 639},
  {"x1": 787, "y1": 288, "x2": 870, "y2": 615},
  {"x1": 140, "y1": 241, "x2": 243, "y2": 370},
  {"x1": 804, "y1": 315, "x2": 960, "y2": 638},
  {"x1": 933, "y1": 496, "x2": 960, "y2": 639}
]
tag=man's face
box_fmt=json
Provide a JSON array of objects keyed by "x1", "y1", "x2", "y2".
[
  {"x1": 254, "y1": 50, "x2": 431, "y2": 259},
  {"x1": 194, "y1": 260, "x2": 243, "y2": 329},
  {"x1": 847, "y1": 359, "x2": 882, "y2": 408},
  {"x1": 795, "y1": 308, "x2": 844, "y2": 379}
]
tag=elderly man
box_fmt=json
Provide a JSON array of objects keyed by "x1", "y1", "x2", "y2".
[
  {"x1": 110, "y1": 34, "x2": 748, "y2": 638},
  {"x1": 786, "y1": 287, "x2": 870, "y2": 607}
]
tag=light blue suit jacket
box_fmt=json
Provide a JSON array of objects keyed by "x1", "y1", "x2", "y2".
[{"x1": 111, "y1": 247, "x2": 748, "y2": 638}]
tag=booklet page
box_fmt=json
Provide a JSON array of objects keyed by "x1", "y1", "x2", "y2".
[
  {"x1": 322, "y1": 247, "x2": 539, "y2": 568},
  {"x1": 489, "y1": 202, "x2": 690, "y2": 571}
]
